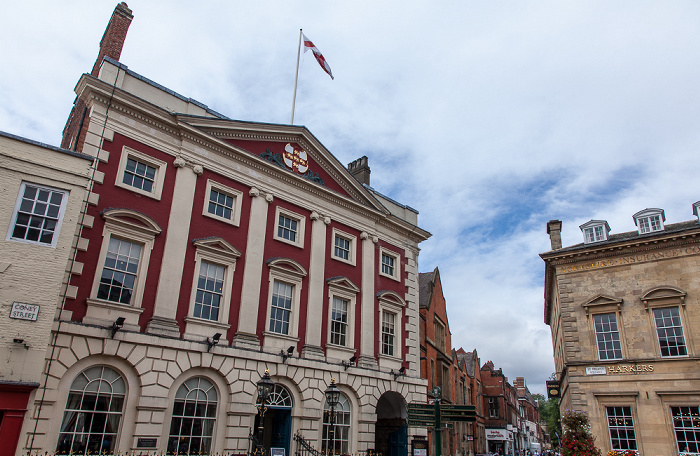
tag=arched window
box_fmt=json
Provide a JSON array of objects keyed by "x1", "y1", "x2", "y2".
[
  {"x1": 167, "y1": 377, "x2": 218, "y2": 455},
  {"x1": 322, "y1": 393, "x2": 351, "y2": 455},
  {"x1": 56, "y1": 366, "x2": 126, "y2": 455},
  {"x1": 266, "y1": 384, "x2": 293, "y2": 408}
]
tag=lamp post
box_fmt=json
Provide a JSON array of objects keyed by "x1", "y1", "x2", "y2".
[
  {"x1": 255, "y1": 369, "x2": 275, "y2": 455},
  {"x1": 325, "y1": 378, "x2": 341, "y2": 455}
]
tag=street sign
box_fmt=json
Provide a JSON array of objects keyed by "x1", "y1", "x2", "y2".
[
  {"x1": 408, "y1": 419, "x2": 434, "y2": 427},
  {"x1": 440, "y1": 404, "x2": 476, "y2": 412},
  {"x1": 408, "y1": 403, "x2": 434, "y2": 412}
]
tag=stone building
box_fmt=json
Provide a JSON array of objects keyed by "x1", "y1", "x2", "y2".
[
  {"x1": 0, "y1": 131, "x2": 93, "y2": 455},
  {"x1": 15, "y1": 4, "x2": 430, "y2": 456},
  {"x1": 541, "y1": 205, "x2": 700, "y2": 455}
]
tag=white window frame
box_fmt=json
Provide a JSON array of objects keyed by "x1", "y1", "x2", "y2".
[
  {"x1": 167, "y1": 376, "x2": 219, "y2": 455},
  {"x1": 378, "y1": 246, "x2": 401, "y2": 282},
  {"x1": 593, "y1": 312, "x2": 623, "y2": 361},
  {"x1": 115, "y1": 146, "x2": 167, "y2": 200},
  {"x1": 263, "y1": 258, "x2": 307, "y2": 351},
  {"x1": 325, "y1": 277, "x2": 360, "y2": 361},
  {"x1": 7, "y1": 182, "x2": 69, "y2": 248},
  {"x1": 377, "y1": 291, "x2": 406, "y2": 370},
  {"x1": 633, "y1": 208, "x2": 665, "y2": 234},
  {"x1": 85, "y1": 209, "x2": 161, "y2": 327},
  {"x1": 202, "y1": 179, "x2": 243, "y2": 227},
  {"x1": 580, "y1": 220, "x2": 610, "y2": 244},
  {"x1": 652, "y1": 306, "x2": 688, "y2": 358},
  {"x1": 331, "y1": 228, "x2": 357, "y2": 266},
  {"x1": 273, "y1": 206, "x2": 306, "y2": 248},
  {"x1": 184, "y1": 238, "x2": 240, "y2": 341}
]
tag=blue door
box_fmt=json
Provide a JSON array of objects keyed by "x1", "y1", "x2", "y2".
[
  {"x1": 389, "y1": 425, "x2": 408, "y2": 456},
  {"x1": 270, "y1": 408, "x2": 292, "y2": 456}
]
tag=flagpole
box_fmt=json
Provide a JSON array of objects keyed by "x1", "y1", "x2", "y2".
[{"x1": 291, "y1": 29, "x2": 303, "y2": 124}]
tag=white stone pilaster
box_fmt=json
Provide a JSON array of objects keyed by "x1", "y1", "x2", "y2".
[
  {"x1": 302, "y1": 211, "x2": 330, "y2": 360},
  {"x1": 232, "y1": 187, "x2": 272, "y2": 349},
  {"x1": 358, "y1": 232, "x2": 378, "y2": 368},
  {"x1": 147, "y1": 158, "x2": 201, "y2": 337}
]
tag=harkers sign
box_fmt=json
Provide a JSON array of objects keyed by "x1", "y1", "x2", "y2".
[{"x1": 586, "y1": 364, "x2": 654, "y2": 376}]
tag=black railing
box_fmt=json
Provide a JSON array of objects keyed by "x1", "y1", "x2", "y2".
[{"x1": 293, "y1": 433, "x2": 324, "y2": 456}]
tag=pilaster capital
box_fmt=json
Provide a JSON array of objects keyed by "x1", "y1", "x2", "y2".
[
  {"x1": 174, "y1": 156, "x2": 204, "y2": 176},
  {"x1": 173, "y1": 156, "x2": 187, "y2": 168},
  {"x1": 249, "y1": 187, "x2": 273, "y2": 203},
  {"x1": 361, "y1": 232, "x2": 378, "y2": 243},
  {"x1": 192, "y1": 164, "x2": 203, "y2": 175},
  {"x1": 310, "y1": 211, "x2": 331, "y2": 225}
]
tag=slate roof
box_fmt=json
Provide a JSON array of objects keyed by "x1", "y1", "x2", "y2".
[
  {"x1": 544, "y1": 219, "x2": 700, "y2": 255},
  {"x1": 418, "y1": 271, "x2": 433, "y2": 309}
]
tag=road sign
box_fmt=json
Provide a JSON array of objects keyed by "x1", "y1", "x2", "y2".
[
  {"x1": 408, "y1": 403, "x2": 434, "y2": 413},
  {"x1": 408, "y1": 419, "x2": 434, "y2": 427},
  {"x1": 440, "y1": 404, "x2": 476, "y2": 412}
]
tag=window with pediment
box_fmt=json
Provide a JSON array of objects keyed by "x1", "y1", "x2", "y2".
[
  {"x1": 85, "y1": 209, "x2": 161, "y2": 327},
  {"x1": 583, "y1": 295, "x2": 625, "y2": 361},
  {"x1": 641, "y1": 286, "x2": 689, "y2": 358},
  {"x1": 263, "y1": 258, "x2": 307, "y2": 350}
]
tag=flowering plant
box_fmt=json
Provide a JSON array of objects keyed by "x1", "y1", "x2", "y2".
[
  {"x1": 607, "y1": 451, "x2": 638, "y2": 456},
  {"x1": 561, "y1": 410, "x2": 602, "y2": 456}
]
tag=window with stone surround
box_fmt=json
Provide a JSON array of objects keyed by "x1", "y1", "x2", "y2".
[
  {"x1": 167, "y1": 377, "x2": 218, "y2": 455},
  {"x1": 274, "y1": 206, "x2": 305, "y2": 248},
  {"x1": 332, "y1": 228, "x2": 356, "y2": 265},
  {"x1": 7, "y1": 182, "x2": 68, "y2": 247},
  {"x1": 263, "y1": 258, "x2": 307, "y2": 350},
  {"x1": 672, "y1": 406, "x2": 700, "y2": 454},
  {"x1": 593, "y1": 313, "x2": 623, "y2": 360},
  {"x1": 653, "y1": 307, "x2": 687, "y2": 357},
  {"x1": 203, "y1": 179, "x2": 243, "y2": 227},
  {"x1": 326, "y1": 277, "x2": 359, "y2": 354},
  {"x1": 379, "y1": 247, "x2": 401, "y2": 281},
  {"x1": 322, "y1": 392, "x2": 351, "y2": 455},
  {"x1": 56, "y1": 366, "x2": 125, "y2": 455},
  {"x1": 115, "y1": 146, "x2": 167, "y2": 200},
  {"x1": 606, "y1": 406, "x2": 637, "y2": 452},
  {"x1": 86, "y1": 209, "x2": 161, "y2": 327}
]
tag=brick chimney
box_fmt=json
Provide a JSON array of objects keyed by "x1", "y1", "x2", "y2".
[
  {"x1": 347, "y1": 156, "x2": 371, "y2": 186},
  {"x1": 62, "y1": 3, "x2": 133, "y2": 151},
  {"x1": 547, "y1": 219, "x2": 562, "y2": 250},
  {"x1": 91, "y1": 2, "x2": 133, "y2": 76}
]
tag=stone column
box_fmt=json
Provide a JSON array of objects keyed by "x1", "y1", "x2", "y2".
[
  {"x1": 358, "y1": 232, "x2": 378, "y2": 368},
  {"x1": 147, "y1": 158, "x2": 201, "y2": 337},
  {"x1": 301, "y1": 211, "x2": 330, "y2": 360},
  {"x1": 232, "y1": 187, "x2": 273, "y2": 349}
]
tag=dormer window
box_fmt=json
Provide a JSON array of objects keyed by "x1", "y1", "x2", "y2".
[
  {"x1": 693, "y1": 201, "x2": 700, "y2": 223},
  {"x1": 633, "y1": 208, "x2": 665, "y2": 234},
  {"x1": 579, "y1": 220, "x2": 610, "y2": 244}
]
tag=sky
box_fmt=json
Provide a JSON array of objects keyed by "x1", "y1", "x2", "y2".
[{"x1": 2, "y1": 1, "x2": 700, "y2": 397}]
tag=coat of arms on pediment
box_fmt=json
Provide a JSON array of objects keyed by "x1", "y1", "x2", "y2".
[{"x1": 260, "y1": 143, "x2": 325, "y2": 186}]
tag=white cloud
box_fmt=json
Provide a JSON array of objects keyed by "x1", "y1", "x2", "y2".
[{"x1": 2, "y1": 0, "x2": 700, "y2": 396}]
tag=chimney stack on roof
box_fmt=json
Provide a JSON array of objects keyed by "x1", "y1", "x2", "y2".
[
  {"x1": 91, "y1": 2, "x2": 133, "y2": 77},
  {"x1": 547, "y1": 219, "x2": 562, "y2": 250},
  {"x1": 348, "y1": 156, "x2": 371, "y2": 186}
]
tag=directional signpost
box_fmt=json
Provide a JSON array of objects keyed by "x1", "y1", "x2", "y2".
[{"x1": 406, "y1": 387, "x2": 476, "y2": 456}]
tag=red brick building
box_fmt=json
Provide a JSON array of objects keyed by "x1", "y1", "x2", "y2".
[
  {"x1": 419, "y1": 268, "x2": 486, "y2": 456},
  {"x1": 456, "y1": 348, "x2": 487, "y2": 455}
]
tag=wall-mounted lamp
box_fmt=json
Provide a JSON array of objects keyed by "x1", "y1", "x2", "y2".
[
  {"x1": 110, "y1": 317, "x2": 126, "y2": 338},
  {"x1": 342, "y1": 355, "x2": 357, "y2": 370},
  {"x1": 206, "y1": 333, "x2": 222, "y2": 352},
  {"x1": 13, "y1": 338, "x2": 29, "y2": 349},
  {"x1": 280, "y1": 345, "x2": 294, "y2": 362},
  {"x1": 391, "y1": 365, "x2": 406, "y2": 380}
]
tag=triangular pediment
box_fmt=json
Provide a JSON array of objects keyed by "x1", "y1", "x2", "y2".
[
  {"x1": 581, "y1": 294, "x2": 623, "y2": 315},
  {"x1": 326, "y1": 276, "x2": 360, "y2": 294},
  {"x1": 176, "y1": 116, "x2": 389, "y2": 214},
  {"x1": 192, "y1": 237, "x2": 241, "y2": 259}
]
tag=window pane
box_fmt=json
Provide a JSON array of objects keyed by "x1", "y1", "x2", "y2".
[
  {"x1": 10, "y1": 184, "x2": 65, "y2": 246},
  {"x1": 193, "y1": 261, "x2": 225, "y2": 322},
  {"x1": 654, "y1": 307, "x2": 687, "y2": 357},
  {"x1": 168, "y1": 378, "x2": 217, "y2": 455},
  {"x1": 99, "y1": 238, "x2": 140, "y2": 305},
  {"x1": 593, "y1": 313, "x2": 622, "y2": 360}
]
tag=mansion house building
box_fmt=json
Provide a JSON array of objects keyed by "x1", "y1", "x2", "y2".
[{"x1": 15, "y1": 4, "x2": 430, "y2": 455}]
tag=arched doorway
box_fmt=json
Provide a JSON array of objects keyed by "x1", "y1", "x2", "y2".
[
  {"x1": 375, "y1": 391, "x2": 407, "y2": 456},
  {"x1": 254, "y1": 384, "x2": 293, "y2": 455}
]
